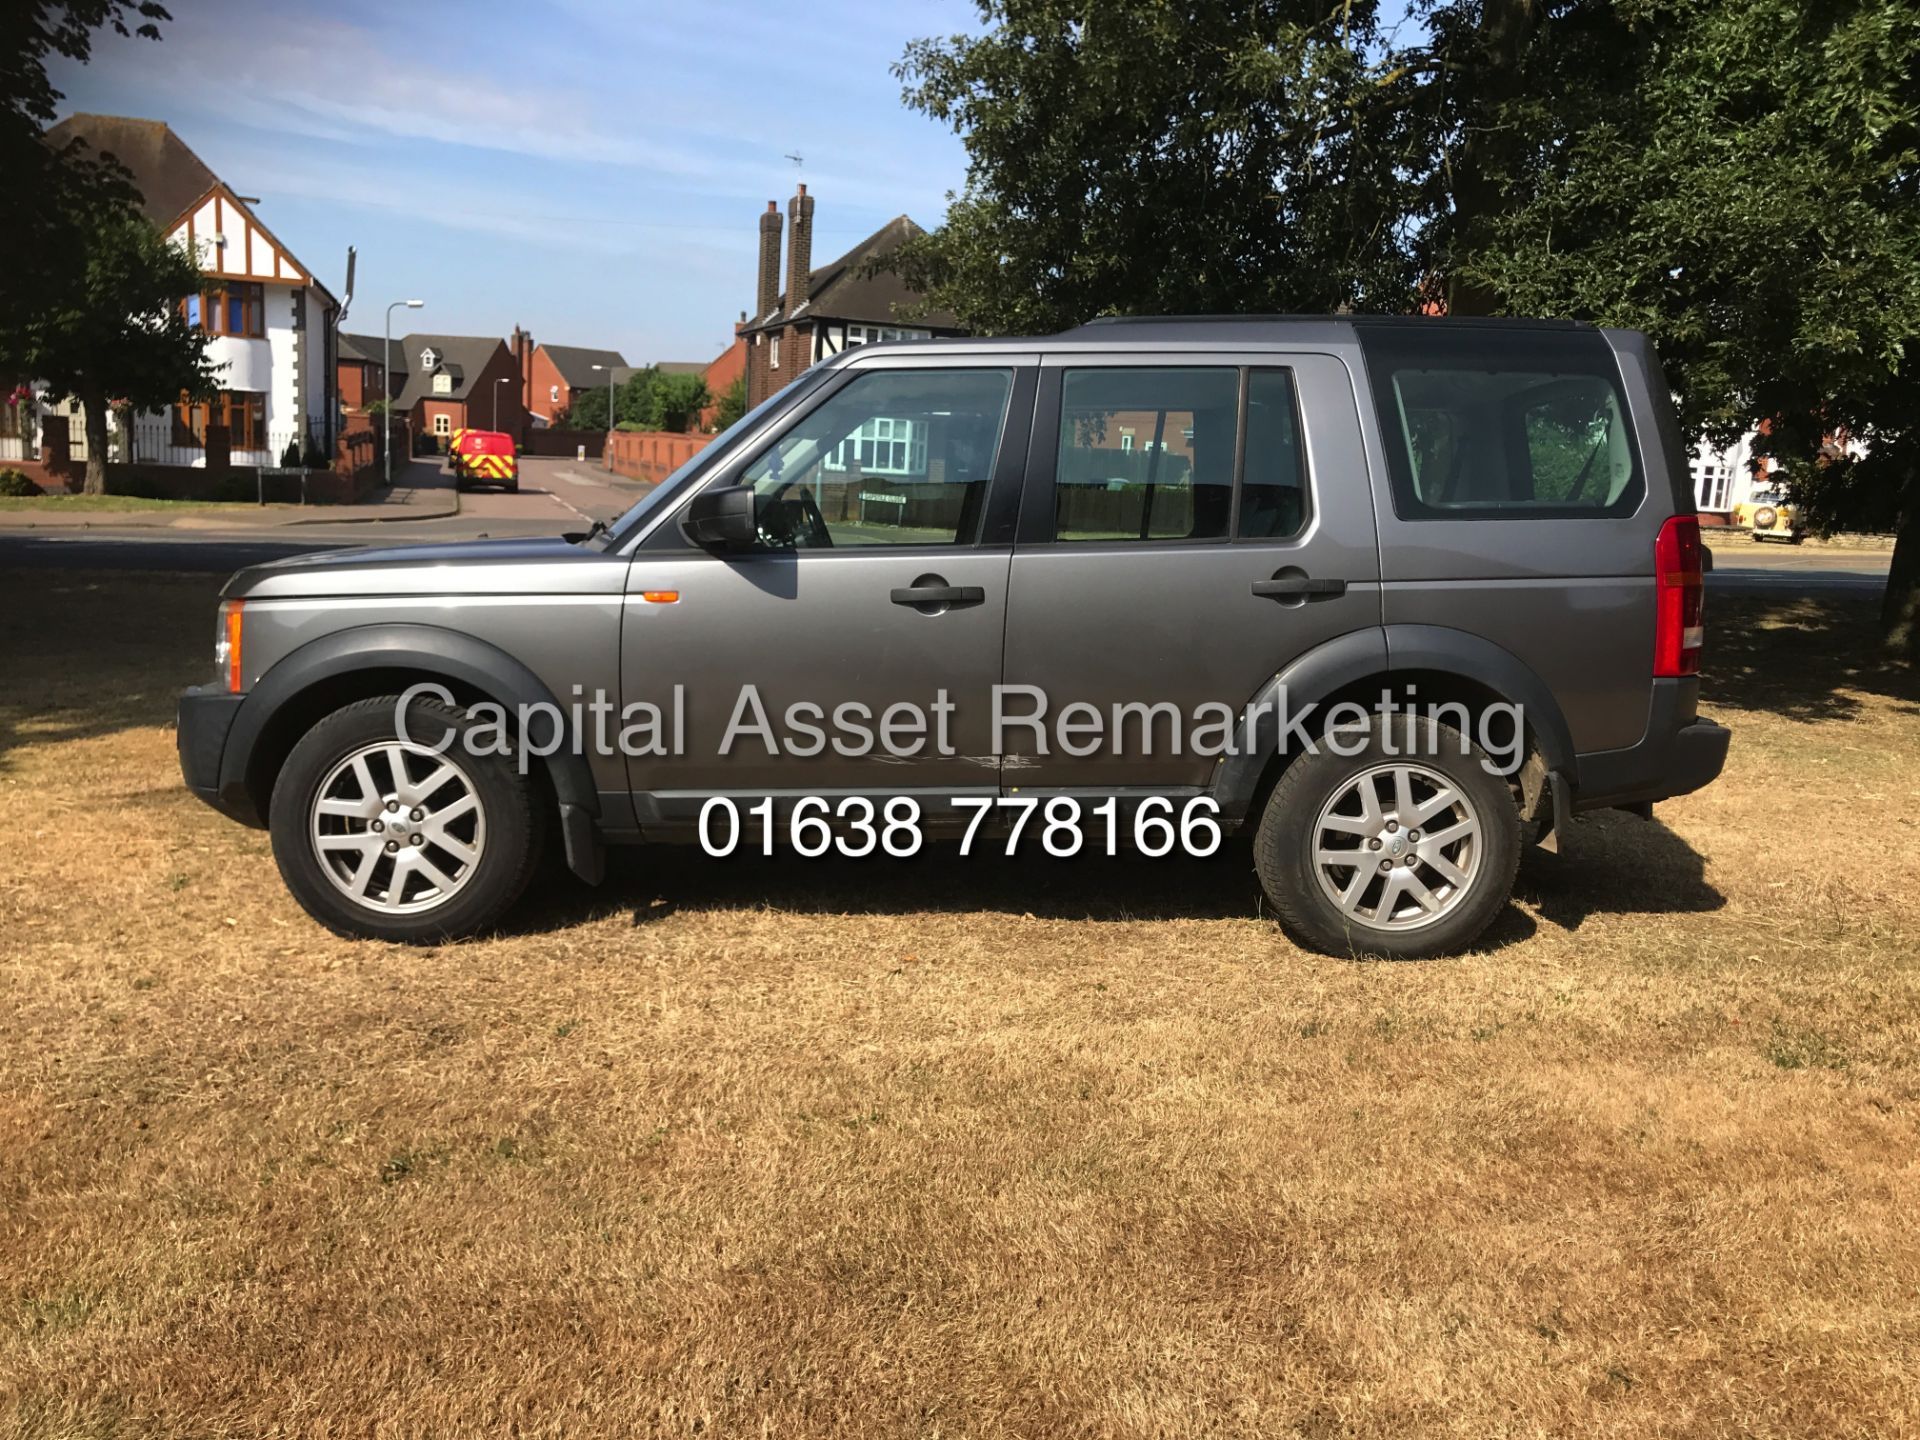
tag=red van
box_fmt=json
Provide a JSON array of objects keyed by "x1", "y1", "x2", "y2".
[{"x1": 449, "y1": 429, "x2": 519, "y2": 492}]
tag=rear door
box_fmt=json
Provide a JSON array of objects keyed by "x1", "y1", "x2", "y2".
[{"x1": 999, "y1": 351, "x2": 1381, "y2": 791}]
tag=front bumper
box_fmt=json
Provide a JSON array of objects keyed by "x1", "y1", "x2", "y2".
[
  {"x1": 1571, "y1": 678, "x2": 1731, "y2": 812},
  {"x1": 177, "y1": 686, "x2": 260, "y2": 825}
]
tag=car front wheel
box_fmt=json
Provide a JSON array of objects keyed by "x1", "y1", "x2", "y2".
[
  {"x1": 269, "y1": 694, "x2": 541, "y2": 941},
  {"x1": 1254, "y1": 715, "x2": 1521, "y2": 958}
]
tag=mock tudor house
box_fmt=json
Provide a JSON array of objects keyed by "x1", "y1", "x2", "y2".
[
  {"x1": 36, "y1": 114, "x2": 340, "y2": 465},
  {"x1": 741, "y1": 184, "x2": 963, "y2": 408},
  {"x1": 510, "y1": 329, "x2": 628, "y2": 426},
  {"x1": 389, "y1": 334, "x2": 527, "y2": 449}
]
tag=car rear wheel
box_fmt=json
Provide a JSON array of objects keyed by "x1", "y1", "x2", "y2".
[
  {"x1": 1253, "y1": 715, "x2": 1521, "y2": 958},
  {"x1": 269, "y1": 695, "x2": 541, "y2": 941}
]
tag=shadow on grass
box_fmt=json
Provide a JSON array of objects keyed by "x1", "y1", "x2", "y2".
[
  {"x1": 504, "y1": 811, "x2": 1719, "y2": 955},
  {"x1": 0, "y1": 569, "x2": 221, "y2": 767},
  {"x1": 1706, "y1": 592, "x2": 1919, "y2": 724}
]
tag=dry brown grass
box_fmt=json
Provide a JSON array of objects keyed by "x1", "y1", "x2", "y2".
[{"x1": 2, "y1": 570, "x2": 1918, "y2": 1439}]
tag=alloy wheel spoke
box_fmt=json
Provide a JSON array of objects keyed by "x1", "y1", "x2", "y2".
[
  {"x1": 317, "y1": 832, "x2": 378, "y2": 853},
  {"x1": 1374, "y1": 870, "x2": 1408, "y2": 921},
  {"x1": 429, "y1": 829, "x2": 478, "y2": 866},
  {"x1": 1357, "y1": 773, "x2": 1386, "y2": 830},
  {"x1": 383, "y1": 745, "x2": 411, "y2": 801},
  {"x1": 1403, "y1": 870, "x2": 1442, "y2": 913},
  {"x1": 1421, "y1": 819, "x2": 1476, "y2": 849},
  {"x1": 345, "y1": 845, "x2": 380, "y2": 898},
  {"x1": 1316, "y1": 848, "x2": 1367, "y2": 871},
  {"x1": 1414, "y1": 787, "x2": 1462, "y2": 826},
  {"x1": 408, "y1": 764, "x2": 458, "y2": 807},
  {"x1": 1337, "y1": 866, "x2": 1371, "y2": 915},
  {"x1": 350, "y1": 753, "x2": 382, "y2": 808},
  {"x1": 1423, "y1": 849, "x2": 1470, "y2": 889},
  {"x1": 430, "y1": 793, "x2": 479, "y2": 828},
  {"x1": 1392, "y1": 766, "x2": 1417, "y2": 823},
  {"x1": 317, "y1": 796, "x2": 378, "y2": 820},
  {"x1": 411, "y1": 852, "x2": 459, "y2": 896}
]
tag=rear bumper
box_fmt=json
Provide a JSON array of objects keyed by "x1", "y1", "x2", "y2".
[
  {"x1": 1571, "y1": 678, "x2": 1730, "y2": 812},
  {"x1": 177, "y1": 686, "x2": 261, "y2": 826}
]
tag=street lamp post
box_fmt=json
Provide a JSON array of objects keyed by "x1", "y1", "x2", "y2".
[
  {"x1": 493, "y1": 377, "x2": 512, "y2": 432},
  {"x1": 592, "y1": 363, "x2": 616, "y2": 466},
  {"x1": 384, "y1": 298, "x2": 424, "y2": 487}
]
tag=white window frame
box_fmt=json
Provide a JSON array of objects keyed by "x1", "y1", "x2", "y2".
[
  {"x1": 432, "y1": 413, "x2": 452, "y2": 438},
  {"x1": 822, "y1": 415, "x2": 930, "y2": 478}
]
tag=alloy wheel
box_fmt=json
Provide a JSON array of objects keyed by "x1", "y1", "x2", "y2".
[
  {"x1": 1311, "y1": 762, "x2": 1483, "y2": 932},
  {"x1": 309, "y1": 742, "x2": 486, "y2": 914}
]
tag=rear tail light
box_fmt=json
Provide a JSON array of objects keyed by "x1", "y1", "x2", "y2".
[
  {"x1": 1654, "y1": 516, "x2": 1704, "y2": 676},
  {"x1": 215, "y1": 600, "x2": 245, "y2": 692}
]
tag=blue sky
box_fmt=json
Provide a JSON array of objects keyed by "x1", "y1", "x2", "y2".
[{"x1": 47, "y1": 0, "x2": 985, "y2": 364}]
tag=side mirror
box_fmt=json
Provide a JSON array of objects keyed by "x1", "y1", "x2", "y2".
[{"x1": 683, "y1": 485, "x2": 757, "y2": 550}]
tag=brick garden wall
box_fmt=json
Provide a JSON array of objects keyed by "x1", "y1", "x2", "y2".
[{"x1": 604, "y1": 430, "x2": 711, "y2": 484}]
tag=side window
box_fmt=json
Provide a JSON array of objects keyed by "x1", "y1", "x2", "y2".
[
  {"x1": 1054, "y1": 367, "x2": 1237, "y2": 542},
  {"x1": 1362, "y1": 329, "x2": 1644, "y2": 519},
  {"x1": 739, "y1": 368, "x2": 1012, "y2": 547},
  {"x1": 1519, "y1": 378, "x2": 1635, "y2": 506},
  {"x1": 1238, "y1": 368, "x2": 1308, "y2": 540}
]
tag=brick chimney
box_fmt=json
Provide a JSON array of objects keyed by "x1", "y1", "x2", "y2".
[
  {"x1": 786, "y1": 183, "x2": 815, "y2": 314},
  {"x1": 511, "y1": 325, "x2": 534, "y2": 410},
  {"x1": 756, "y1": 201, "x2": 783, "y2": 320}
]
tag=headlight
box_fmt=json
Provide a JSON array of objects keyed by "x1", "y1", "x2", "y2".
[{"x1": 214, "y1": 600, "x2": 245, "y2": 692}]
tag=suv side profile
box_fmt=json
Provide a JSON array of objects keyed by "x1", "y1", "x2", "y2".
[{"x1": 177, "y1": 316, "x2": 1729, "y2": 958}]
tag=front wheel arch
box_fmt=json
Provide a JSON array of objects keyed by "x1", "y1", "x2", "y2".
[{"x1": 220, "y1": 624, "x2": 600, "y2": 832}]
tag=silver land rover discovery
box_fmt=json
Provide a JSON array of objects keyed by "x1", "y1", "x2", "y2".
[{"x1": 178, "y1": 316, "x2": 1729, "y2": 958}]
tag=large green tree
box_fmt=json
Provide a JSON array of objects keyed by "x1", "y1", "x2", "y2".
[
  {"x1": 898, "y1": 0, "x2": 1920, "y2": 652},
  {"x1": 1, "y1": 2, "x2": 170, "y2": 327},
  {"x1": 891, "y1": 0, "x2": 1430, "y2": 333},
  {"x1": 15, "y1": 204, "x2": 215, "y2": 493},
  {"x1": 1, "y1": 0, "x2": 212, "y2": 494},
  {"x1": 1436, "y1": 0, "x2": 1920, "y2": 650}
]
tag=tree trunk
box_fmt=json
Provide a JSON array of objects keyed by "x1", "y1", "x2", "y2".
[
  {"x1": 1883, "y1": 493, "x2": 1920, "y2": 662},
  {"x1": 79, "y1": 383, "x2": 110, "y2": 496},
  {"x1": 1444, "y1": 0, "x2": 1545, "y2": 317}
]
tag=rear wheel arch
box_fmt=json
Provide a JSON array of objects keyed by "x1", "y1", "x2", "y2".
[{"x1": 1213, "y1": 626, "x2": 1575, "y2": 829}]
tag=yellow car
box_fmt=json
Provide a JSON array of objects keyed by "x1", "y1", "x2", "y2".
[{"x1": 1732, "y1": 489, "x2": 1804, "y2": 543}]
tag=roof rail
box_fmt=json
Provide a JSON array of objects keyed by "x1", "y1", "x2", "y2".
[{"x1": 1071, "y1": 313, "x2": 1593, "y2": 331}]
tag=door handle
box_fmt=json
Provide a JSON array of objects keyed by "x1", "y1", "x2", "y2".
[
  {"x1": 1251, "y1": 576, "x2": 1347, "y2": 599},
  {"x1": 890, "y1": 583, "x2": 985, "y2": 607}
]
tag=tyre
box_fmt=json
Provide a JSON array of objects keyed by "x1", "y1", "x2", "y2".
[
  {"x1": 1253, "y1": 714, "x2": 1521, "y2": 959},
  {"x1": 269, "y1": 694, "x2": 542, "y2": 942}
]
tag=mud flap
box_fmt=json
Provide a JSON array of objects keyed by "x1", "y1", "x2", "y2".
[
  {"x1": 559, "y1": 802, "x2": 606, "y2": 885},
  {"x1": 1537, "y1": 770, "x2": 1574, "y2": 854}
]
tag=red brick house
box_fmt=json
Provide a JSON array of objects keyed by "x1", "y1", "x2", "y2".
[
  {"x1": 511, "y1": 328, "x2": 627, "y2": 426},
  {"x1": 336, "y1": 332, "x2": 389, "y2": 413},
  {"x1": 389, "y1": 334, "x2": 527, "y2": 448},
  {"x1": 741, "y1": 185, "x2": 963, "y2": 407}
]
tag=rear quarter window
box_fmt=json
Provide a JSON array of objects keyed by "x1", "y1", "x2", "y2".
[{"x1": 1359, "y1": 328, "x2": 1645, "y2": 521}]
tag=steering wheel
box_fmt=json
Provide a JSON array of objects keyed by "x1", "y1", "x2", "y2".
[{"x1": 796, "y1": 486, "x2": 834, "y2": 548}]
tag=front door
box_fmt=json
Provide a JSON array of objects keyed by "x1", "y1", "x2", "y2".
[
  {"x1": 1000, "y1": 353, "x2": 1382, "y2": 791},
  {"x1": 621, "y1": 362, "x2": 1034, "y2": 828}
]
